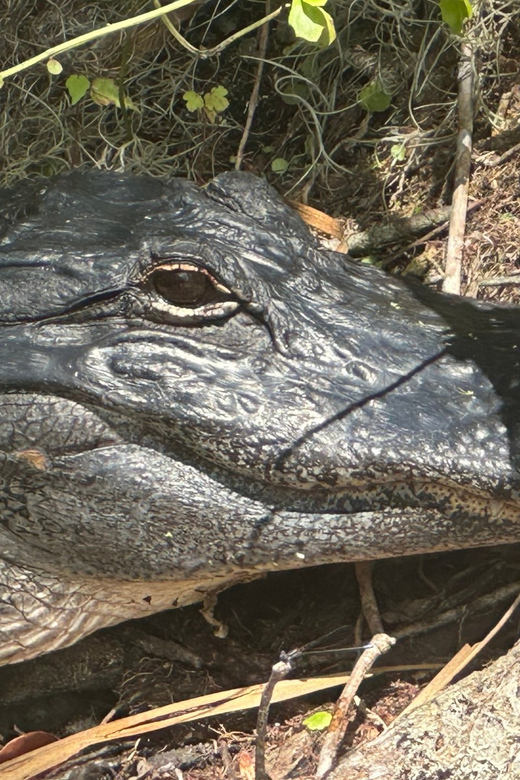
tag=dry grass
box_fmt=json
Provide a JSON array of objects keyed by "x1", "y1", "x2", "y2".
[{"x1": 0, "y1": 0, "x2": 519, "y2": 293}]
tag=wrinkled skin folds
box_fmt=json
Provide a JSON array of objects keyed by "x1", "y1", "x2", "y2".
[{"x1": 1, "y1": 171, "x2": 520, "y2": 665}]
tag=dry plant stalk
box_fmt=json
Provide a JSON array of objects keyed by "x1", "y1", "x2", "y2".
[
  {"x1": 316, "y1": 633, "x2": 396, "y2": 779},
  {"x1": 442, "y1": 40, "x2": 475, "y2": 295}
]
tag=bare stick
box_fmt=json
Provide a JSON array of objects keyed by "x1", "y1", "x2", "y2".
[
  {"x1": 486, "y1": 140, "x2": 520, "y2": 168},
  {"x1": 255, "y1": 655, "x2": 293, "y2": 780},
  {"x1": 355, "y1": 561, "x2": 384, "y2": 636},
  {"x1": 479, "y1": 274, "x2": 520, "y2": 287},
  {"x1": 235, "y1": 7, "x2": 270, "y2": 170},
  {"x1": 316, "y1": 633, "x2": 396, "y2": 779},
  {"x1": 442, "y1": 40, "x2": 475, "y2": 294},
  {"x1": 399, "y1": 588, "x2": 520, "y2": 718}
]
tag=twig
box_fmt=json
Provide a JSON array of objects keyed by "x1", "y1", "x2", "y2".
[
  {"x1": 255, "y1": 655, "x2": 294, "y2": 780},
  {"x1": 399, "y1": 589, "x2": 520, "y2": 718},
  {"x1": 442, "y1": 40, "x2": 475, "y2": 294},
  {"x1": 0, "y1": 1, "x2": 283, "y2": 83},
  {"x1": 156, "y1": 2, "x2": 282, "y2": 59},
  {"x1": 0, "y1": 672, "x2": 357, "y2": 780},
  {"x1": 0, "y1": 0, "x2": 199, "y2": 83},
  {"x1": 355, "y1": 561, "x2": 384, "y2": 636},
  {"x1": 235, "y1": 6, "x2": 271, "y2": 170},
  {"x1": 394, "y1": 580, "x2": 520, "y2": 642},
  {"x1": 381, "y1": 199, "x2": 483, "y2": 269},
  {"x1": 316, "y1": 634, "x2": 396, "y2": 779},
  {"x1": 485, "y1": 140, "x2": 520, "y2": 168},
  {"x1": 478, "y1": 274, "x2": 520, "y2": 287}
]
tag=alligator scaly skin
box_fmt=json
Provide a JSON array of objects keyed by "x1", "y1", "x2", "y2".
[{"x1": 1, "y1": 172, "x2": 519, "y2": 664}]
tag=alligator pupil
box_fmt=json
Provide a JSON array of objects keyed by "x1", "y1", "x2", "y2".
[{"x1": 152, "y1": 268, "x2": 211, "y2": 306}]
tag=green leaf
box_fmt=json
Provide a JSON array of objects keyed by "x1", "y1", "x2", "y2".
[
  {"x1": 439, "y1": 0, "x2": 472, "y2": 34},
  {"x1": 271, "y1": 157, "x2": 289, "y2": 173},
  {"x1": 315, "y1": 7, "x2": 336, "y2": 46},
  {"x1": 390, "y1": 143, "x2": 406, "y2": 161},
  {"x1": 303, "y1": 711, "x2": 333, "y2": 731},
  {"x1": 204, "y1": 86, "x2": 229, "y2": 113},
  {"x1": 47, "y1": 58, "x2": 63, "y2": 75},
  {"x1": 90, "y1": 78, "x2": 137, "y2": 110},
  {"x1": 358, "y1": 81, "x2": 392, "y2": 113},
  {"x1": 288, "y1": 0, "x2": 336, "y2": 45},
  {"x1": 183, "y1": 91, "x2": 204, "y2": 111},
  {"x1": 66, "y1": 74, "x2": 90, "y2": 105}
]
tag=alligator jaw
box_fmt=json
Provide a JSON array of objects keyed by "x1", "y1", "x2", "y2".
[
  {"x1": 2, "y1": 170, "x2": 520, "y2": 665},
  {"x1": 0, "y1": 561, "x2": 261, "y2": 667},
  {"x1": 2, "y1": 490, "x2": 520, "y2": 667}
]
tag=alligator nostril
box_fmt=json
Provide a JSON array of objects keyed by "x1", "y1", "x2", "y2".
[
  {"x1": 351, "y1": 362, "x2": 377, "y2": 384},
  {"x1": 111, "y1": 356, "x2": 162, "y2": 382}
]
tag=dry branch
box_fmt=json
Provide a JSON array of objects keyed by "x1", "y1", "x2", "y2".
[
  {"x1": 329, "y1": 639, "x2": 520, "y2": 780},
  {"x1": 442, "y1": 40, "x2": 475, "y2": 294}
]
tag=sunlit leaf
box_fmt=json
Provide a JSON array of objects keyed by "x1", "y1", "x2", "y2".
[
  {"x1": 390, "y1": 143, "x2": 406, "y2": 161},
  {"x1": 47, "y1": 58, "x2": 63, "y2": 75},
  {"x1": 303, "y1": 711, "x2": 333, "y2": 730},
  {"x1": 204, "y1": 86, "x2": 229, "y2": 113},
  {"x1": 66, "y1": 74, "x2": 90, "y2": 105},
  {"x1": 316, "y1": 7, "x2": 336, "y2": 46},
  {"x1": 289, "y1": 0, "x2": 336, "y2": 44},
  {"x1": 439, "y1": 0, "x2": 473, "y2": 35},
  {"x1": 183, "y1": 91, "x2": 204, "y2": 111},
  {"x1": 90, "y1": 78, "x2": 137, "y2": 110}
]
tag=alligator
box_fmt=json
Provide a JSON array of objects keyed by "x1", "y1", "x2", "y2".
[{"x1": 1, "y1": 171, "x2": 520, "y2": 667}]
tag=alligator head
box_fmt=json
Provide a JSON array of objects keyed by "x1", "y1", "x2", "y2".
[{"x1": 1, "y1": 171, "x2": 520, "y2": 664}]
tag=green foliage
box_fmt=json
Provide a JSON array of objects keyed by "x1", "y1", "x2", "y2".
[
  {"x1": 358, "y1": 81, "x2": 392, "y2": 113},
  {"x1": 439, "y1": 0, "x2": 473, "y2": 34},
  {"x1": 288, "y1": 0, "x2": 336, "y2": 46},
  {"x1": 183, "y1": 86, "x2": 229, "y2": 123},
  {"x1": 183, "y1": 91, "x2": 204, "y2": 111},
  {"x1": 46, "y1": 58, "x2": 63, "y2": 75},
  {"x1": 66, "y1": 74, "x2": 90, "y2": 105},
  {"x1": 271, "y1": 157, "x2": 289, "y2": 173},
  {"x1": 303, "y1": 711, "x2": 333, "y2": 730},
  {"x1": 90, "y1": 77, "x2": 137, "y2": 109},
  {"x1": 204, "y1": 86, "x2": 229, "y2": 113},
  {"x1": 390, "y1": 143, "x2": 406, "y2": 161}
]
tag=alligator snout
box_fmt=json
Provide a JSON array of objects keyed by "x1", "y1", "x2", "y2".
[{"x1": 1, "y1": 171, "x2": 520, "y2": 665}]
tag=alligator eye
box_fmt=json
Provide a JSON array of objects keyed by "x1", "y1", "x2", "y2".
[
  {"x1": 141, "y1": 261, "x2": 240, "y2": 322},
  {"x1": 152, "y1": 268, "x2": 212, "y2": 306}
]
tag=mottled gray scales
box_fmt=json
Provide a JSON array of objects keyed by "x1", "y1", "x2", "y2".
[{"x1": 1, "y1": 171, "x2": 520, "y2": 664}]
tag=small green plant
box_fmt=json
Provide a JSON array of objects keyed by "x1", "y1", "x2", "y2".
[
  {"x1": 271, "y1": 157, "x2": 289, "y2": 174},
  {"x1": 358, "y1": 81, "x2": 392, "y2": 113},
  {"x1": 65, "y1": 74, "x2": 90, "y2": 104},
  {"x1": 439, "y1": 0, "x2": 473, "y2": 35},
  {"x1": 390, "y1": 143, "x2": 406, "y2": 161},
  {"x1": 65, "y1": 74, "x2": 136, "y2": 109},
  {"x1": 288, "y1": 0, "x2": 336, "y2": 46},
  {"x1": 46, "y1": 58, "x2": 63, "y2": 75},
  {"x1": 303, "y1": 711, "x2": 333, "y2": 730},
  {"x1": 183, "y1": 85, "x2": 229, "y2": 123},
  {"x1": 90, "y1": 77, "x2": 137, "y2": 109}
]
